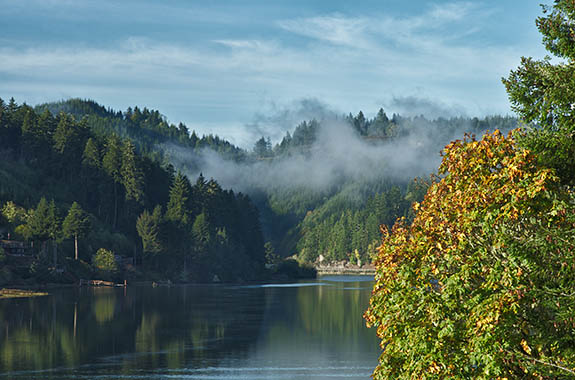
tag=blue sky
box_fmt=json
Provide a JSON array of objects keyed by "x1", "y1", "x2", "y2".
[{"x1": 0, "y1": 0, "x2": 549, "y2": 146}]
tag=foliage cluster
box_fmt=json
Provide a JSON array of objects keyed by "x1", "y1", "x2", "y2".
[
  {"x1": 92, "y1": 248, "x2": 118, "y2": 274},
  {"x1": 365, "y1": 131, "x2": 575, "y2": 378},
  {"x1": 367, "y1": 3, "x2": 575, "y2": 378}
]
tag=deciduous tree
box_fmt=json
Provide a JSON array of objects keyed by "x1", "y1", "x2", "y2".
[
  {"x1": 92, "y1": 248, "x2": 118, "y2": 273},
  {"x1": 365, "y1": 131, "x2": 575, "y2": 379}
]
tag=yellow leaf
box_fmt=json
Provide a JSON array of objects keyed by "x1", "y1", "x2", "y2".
[{"x1": 521, "y1": 339, "x2": 532, "y2": 355}]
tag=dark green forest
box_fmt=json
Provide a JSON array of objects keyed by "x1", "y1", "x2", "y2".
[
  {"x1": 0, "y1": 96, "x2": 518, "y2": 285},
  {"x1": 0, "y1": 98, "x2": 265, "y2": 285}
]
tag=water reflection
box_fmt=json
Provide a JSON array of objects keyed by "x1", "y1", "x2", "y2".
[{"x1": 0, "y1": 276, "x2": 379, "y2": 379}]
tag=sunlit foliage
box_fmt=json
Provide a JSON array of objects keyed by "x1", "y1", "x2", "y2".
[
  {"x1": 365, "y1": 131, "x2": 575, "y2": 378},
  {"x1": 503, "y1": 0, "x2": 575, "y2": 186}
]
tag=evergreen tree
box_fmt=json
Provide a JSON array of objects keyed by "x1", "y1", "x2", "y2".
[
  {"x1": 253, "y1": 136, "x2": 271, "y2": 157},
  {"x1": 47, "y1": 200, "x2": 60, "y2": 261},
  {"x1": 136, "y1": 206, "x2": 163, "y2": 260},
  {"x1": 7, "y1": 97, "x2": 18, "y2": 114},
  {"x1": 62, "y1": 202, "x2": 91, "y2": 260},
  {"x1": 82, "y1": 138, "x2": 100, "y2": 168},
  {"x1": 503, "y1": 0, "x2": 575, "y2": 186},
  {"x1": 102, "y1": 135, "x2": 122, "y2": 228},
  {"x1": 192, "y1": 212, "x2": 211, "y2": 252},
  {"x1": 353, "y1": 111, "x2": 367, "y2": 135},
  {"x1": 80, "y1": 137, "x2": 104, "y2": 213},
  {"x1": 26, "y1": 198, "x2": 59, "y2": 256},
  {"x1": 120, "y1": 140, "x2": 144, "y2": 203},
  {"x1": 27, "y1": 198, "x2": 51, "y2": 242},
  {"x1": 166, "y1": 172, "x2": 192, "y2": 226},
  {"x1": 102, "y1": 135, "x2": 122, "y2": 181},
  {"x1": 53, "y1": 112, "x2": 75, "y2": 154}
]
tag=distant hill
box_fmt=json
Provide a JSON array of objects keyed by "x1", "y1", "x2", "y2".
[{"x1": 29, "y1": 98, "x2": 518, "y2": 265}]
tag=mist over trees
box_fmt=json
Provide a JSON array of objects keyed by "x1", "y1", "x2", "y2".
[
  {"x1": 21, "y1": 97, "x2": 518, "y2": 265},
  {"x1": 161, "y1": 107, "x2": 516, "y2": 262},
  {"x1": 0, "y1": 92, "x2": 519, "y2": 285}
]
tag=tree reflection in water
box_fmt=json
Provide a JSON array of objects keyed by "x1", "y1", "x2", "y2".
[{"x1": 0, "y1": 277, "x2": 379, "y2": 379}]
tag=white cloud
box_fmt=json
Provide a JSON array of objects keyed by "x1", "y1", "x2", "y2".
[
  {"x1": 278, "y1": 15, "x2": 371, "y2": 48},
  {"x1": 428, "y1": 2, "x2": 476, "y2": 22},
  {"x1": 213, "y1": 39, "x2": 272, "y2": 50},
  {"x1": 0, "y1": 1, "x2": 537, "y2": 135}
]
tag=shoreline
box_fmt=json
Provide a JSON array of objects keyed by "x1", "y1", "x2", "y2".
[
  {"x1": 315, "y1": 266, "x2": 376, "y2": 276},
  {"x1": 0, "y1": 288, "x2": 49, "y2": 299}
]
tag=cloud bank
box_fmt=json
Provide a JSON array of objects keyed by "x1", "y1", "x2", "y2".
[{"x1": 163, "y1": 101, "x2": 495, "y2": 195}]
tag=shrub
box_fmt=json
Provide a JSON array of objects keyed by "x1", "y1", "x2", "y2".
[{"x1": 92, "y1": 248, "x2": 118, "y2": 273}]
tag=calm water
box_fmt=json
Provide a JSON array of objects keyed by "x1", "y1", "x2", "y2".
[{"x1": 0, "y1": 275, "x2": 380, "y2": 379}]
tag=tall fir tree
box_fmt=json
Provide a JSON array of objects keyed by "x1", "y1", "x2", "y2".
[
  {"x1": 120, "y1": 140, "x2": 144, "y2": 204},
  {"x1": 62, "y1": 202, "x2": 91, "y2": 260},
  {"x1": 102, "y1": 135, "x2": 122, "y2": 228},
  {"x1": 136, "y1": 205, "x2": 163, "y2": 265},
  {"x1": 166, "y1": 172, "x2": 192, "y2": 226}
]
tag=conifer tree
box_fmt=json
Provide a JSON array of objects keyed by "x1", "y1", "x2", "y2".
[
  {"x1": 27, "y1": 198, "x2": 50, "y2": 242},
  {"x1": 62, "y1": 202, "x2": 91, "y2": 260},
  {"x1": 192, "y1": 212, "x2": 211, "y2": 251},
  {"x1": 166, "y1": 172, "x2": 192, "y2": 226},
  {"x1": 53, "y1": 113, "x2": 78, "y2": 154},
  {"x1": 121, "y1": 140, "x2": 144, "y2": 204},
  {"x1": 82, "y1": 138, "x2": 100, "y2": 169},
  {"x1": 136, "y1": 206, "x2": 163, "y2": 261},
  {"x1": 26, "y1": 198, "x2": 59, "y2": 256},
  {"x1": 503, "y1": 0, "x2": 575, "y2": 185},
  {"x1": 102, "y1": 135, "x2": 122, "y2": 228}
]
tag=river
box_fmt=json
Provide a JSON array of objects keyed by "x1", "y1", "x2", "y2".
[{"x1": 0, "y1": 275, "x2": 380, "y2": 379}]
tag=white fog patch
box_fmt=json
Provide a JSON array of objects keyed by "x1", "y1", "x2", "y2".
[{"x1": 161, "y1": 100, "x2": 488, "y2": 194}]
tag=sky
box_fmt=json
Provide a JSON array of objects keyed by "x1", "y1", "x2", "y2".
[{"x1": 0, "y1": 0, "x2": 549, "y2": 147}]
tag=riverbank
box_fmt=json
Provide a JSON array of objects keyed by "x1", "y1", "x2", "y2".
[
  {"x1": 0, "y1": 288, "x2": 49, "y2": 299},
  {"x1": 315, "y1": 262, "x2": 376, "y2": 276}
]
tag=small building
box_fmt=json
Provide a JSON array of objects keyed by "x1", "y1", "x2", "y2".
[
  {"x1": 114, "y1": 255, "x2": 133, "y2": 269},
  {"x1": 0, "y1": 239, "x2": 31, "y2": 256}
]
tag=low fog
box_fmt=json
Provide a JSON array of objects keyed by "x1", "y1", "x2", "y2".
[{"x1": 163, "y1": 101, "x2": 500, "y2": 194}]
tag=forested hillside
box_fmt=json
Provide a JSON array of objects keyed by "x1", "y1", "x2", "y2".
[
  {"x1": 30, "y1": 99, "x2": 518, "y2": 266},
  {"x1": 0, "y1": 98, "x2": 265, "y2": 285},
  {"x1": 35, "y1": 99, "x2": 247, "y2": 162},
  {"x1": 1, "y1": 96, "x2": 518, "y2": 279},
  {"x1": 252, "y1": 112, "x2": 517, "y2": 265}
]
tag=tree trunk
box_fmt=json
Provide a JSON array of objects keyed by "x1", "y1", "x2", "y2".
[
  {"x1": 113, "y1": 181, "x2": 118, "y2": 230},
  {"x1": 74, "y1": 234, "x2": 79, "y2": 260},
  {"x1": 52, "y1": 240, "x2": 58, "y2": 267}
]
